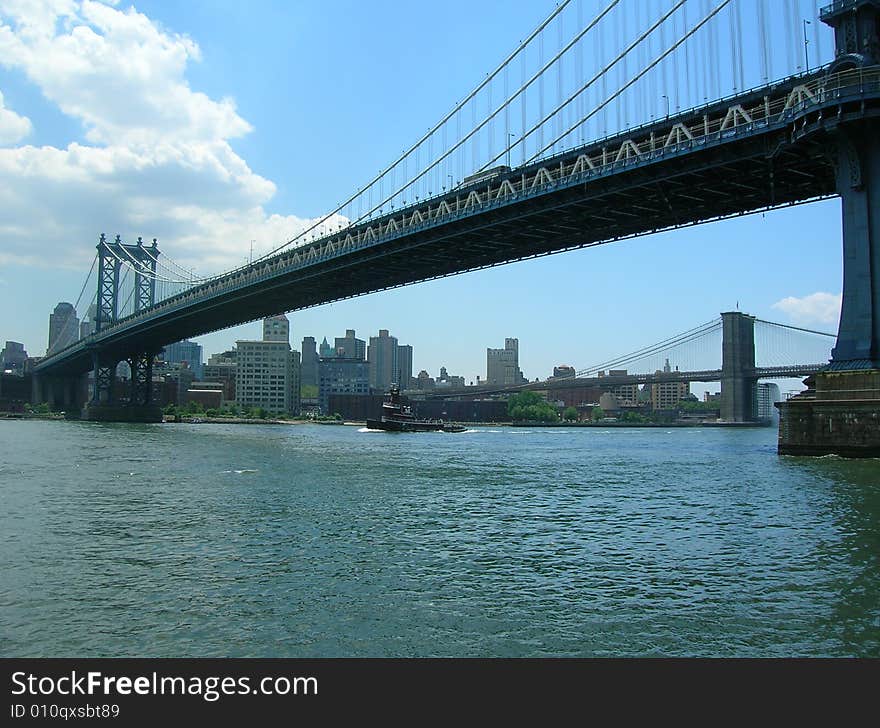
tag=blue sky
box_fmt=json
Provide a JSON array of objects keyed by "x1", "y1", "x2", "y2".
[{"x1": 0, "y1": 0, "x2": 841, "y2": 388}]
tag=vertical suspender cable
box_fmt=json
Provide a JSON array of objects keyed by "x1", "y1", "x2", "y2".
[
  {"x1": 757, "y1": 0, "x2": 769, "y2": 81},
  {"x1": 672, "y1": 2, "x2": 680, "y2": 112},
  {"x1": 734, "y1": 0, "x2": 744, "y2": 90}
]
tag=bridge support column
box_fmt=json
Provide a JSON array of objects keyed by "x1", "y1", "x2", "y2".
[
  {"x1": 31, "y1": 373, "x2": 44, "y2": 408},
  {"x1": 82, "y1": 349, "x2": 162, "y2": 423},
  {"x1": 830, "y1": 125, "x2": 880, "y2": 367},
  {"x1": 127, "y1": 351, "x2": 158, "y2": 408},
  {"x1": 777, "y1": 127, "x2": 880, "y2": 454},
  {"x1": 720, "y1": 311, "x2": 758, "y2": 422},
  {"x1": 30, "y1": 374, "x2": 86, "y2": 416},
  {"x1": 778, "y1": 0, "x2": 880, "y2": 456}
]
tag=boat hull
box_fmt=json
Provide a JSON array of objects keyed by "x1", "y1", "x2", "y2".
[{"x1": 366, "y1": 418, "x2": 465, "y2": 433}]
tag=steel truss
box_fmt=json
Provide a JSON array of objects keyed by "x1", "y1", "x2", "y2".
[
  {"x1": 91, "y1": 350, "x2": 117, "y2": 405},
  {"x1": 127, "y1": 351, "x2": 155, "y2": 406}
]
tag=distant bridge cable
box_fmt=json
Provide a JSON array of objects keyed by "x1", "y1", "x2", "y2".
[
  {"x1": 103, "y1": 244, "x2": 193, "y2": 287},
  {"x1": 576, "y1": 318, "x2": 722, "y2": 376},
  {"x1": 754, "y1": 318, "x2": 836, "y2": 338},
  {"x1": 106, "y1": 245, "x2": 178, "y2": 286},
  {"x1": 113, "y1": 243, "x2": 203, "y2": 290},
  {"x1": 118, "y1": 268, "x2": 137, "y2": 318},
  {"x1": 115, "y1": 240, "x2": 209, "y2": 285},
  {"x1": 72, "y1": 253, "x2": 97, "y2": 314},
  {"x1": 136, "y1": 244, "x2": 209, "y2": 284}
]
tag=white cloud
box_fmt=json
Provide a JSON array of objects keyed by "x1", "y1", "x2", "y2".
[
  {"x1": 0, "y1": 89, "x2": 31, "y2": 144},
  {"x1": 0, "y1": 0, "x2": 332, "y2": 273},
  {"x1": 772, "y1": 292, "x2": 842, "y2": 326}
]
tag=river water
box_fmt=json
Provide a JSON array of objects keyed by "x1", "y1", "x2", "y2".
[{"x1": 1, "y1": 419, "x2": 878, "y2": 657}]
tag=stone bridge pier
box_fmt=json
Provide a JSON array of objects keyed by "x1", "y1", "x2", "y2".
[{"x1": 32, "y1": 372, "x2": 88, "y2": 416}]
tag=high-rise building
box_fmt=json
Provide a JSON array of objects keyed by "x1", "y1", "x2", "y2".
[
  {"x1": 415, "y1": 370, "x2": 435, "y2": 390},
  {"x1": 318, "y1": 357, "x2": 369, "y2": 414},
  {"x1": 289, "y1": 350, "x2": 302, "y2": 415},
  {"x1": 437, "y1": 366, "x2": 465, "y2": 388},
  {"x1": 599, "y1": 369, "x2": 639, "y2": 406},
  {"x1": 397, "y1": 344, "x2": 413, "y2": 389},
  {"x1": 553, "y1": 365, "x2": 576, "y2": 379},
  {"x1": 319, "y1": 336, "x2": 333, "y2": 358},
  {"x1": 206, "y1": 349, "x2": 237, "y2": 366},
  {"x1": 263, "y1": 315, "x2": 290, "y2": 343},
  {"x1": 1, "y1": 341, "x2": 28, "y2": 374},
  {"x1": 203, "y1": 350, "x2": 238, "y2": 401},
  {"x1": 650, "y1": 359, "x2": 690, "y2": 410},
  {"x1": 487, "y1": 337, "x2": 524, "y2": 385},
  {"x1": 47, "y1": 302, "x2": 79, "y2": 354},
  {"x1": 79, "y1": 303, "x2": 98, "y2": 340},
  {"x1": 301, "y1": 336, "x2": 318, "y2": 387},
  {"x1": 235, "y1": 315, "x2": 300, "y2": 415},
  {"x1": 368, "y1": 329, "x2": 399, "y2": 390},
  {"x1": 163, "y1": 339, "x2": 203, "y2": 379},
  {"x1": 756, "y1": 382, "x2": 781, "y2": 420},
  {"x1": 334, "y1": 329, "x2": 366, "y2": 360},
  {"x1": 176, "y1": 364, "x2": 196, "y2": 405}
]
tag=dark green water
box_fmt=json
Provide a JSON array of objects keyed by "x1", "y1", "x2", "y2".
[{"x1": 1, "y1": 420, "x2": 878, "y2": 657}]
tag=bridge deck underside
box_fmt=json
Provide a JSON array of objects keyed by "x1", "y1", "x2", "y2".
[{"x1": 41, "y1": 115, "x2": 838, "y2": 376}]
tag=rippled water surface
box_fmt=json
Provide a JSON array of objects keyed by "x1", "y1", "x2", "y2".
[{"x1": 1, "y1": 420, "x2": 878, "y2": 656}]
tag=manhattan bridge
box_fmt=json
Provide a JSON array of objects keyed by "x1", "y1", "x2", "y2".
[{"x1": 33, "y1": 0, "x2": 880, "y2": 432}]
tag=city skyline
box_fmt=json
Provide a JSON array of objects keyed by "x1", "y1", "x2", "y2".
[
  {"x1": 0, "y1": 0, "x2": 841, "y2": 390},
  {"x1": 11, "y1": 298, "x2": 835, "y2": 394}
]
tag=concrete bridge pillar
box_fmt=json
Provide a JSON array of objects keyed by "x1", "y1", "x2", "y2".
[
  {"x1": 33, "y1": 374, "x2": 83, "y2": 414},
  {"x1": 31, "y1": 374, "x2": 44, "y2": 408},
  {"x1": 720, "y1": 311, "x2": 757, "y2": 422},
  {"x1": 830, "y1": 123, "x2": 880, "y2": 366},
  {"x1": 776, "y1": 0, "x2": 880, "y2": 455},
  {"x1": 825, "y1": 0, "x2": 880, "y2": 366}
]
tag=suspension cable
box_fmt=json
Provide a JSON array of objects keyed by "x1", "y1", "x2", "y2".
[
  {"x1": 339, "y1": 0, "x2": 622, "y2": 230},
  {"x1": 577, "y1": 319, "x2": 722, "y2": 375},
  {"x1": 523, "y1": 0, "x2": 730, "y2": 166},
  {"x1": 73, "y1": 253, "x2": 97, "y2": 312},
  {"x1": 103, "y1": 245, "x2": 193, "y2": 286},
  {"x1": 754, "y1": 318, "x2": 836, "y2": 338},
  {"x1": 459, "y1": 0, "x2": 695, "y2": 177},
  {"x1": 250, "y1": 0, "x2": 575, "y2": 264}
]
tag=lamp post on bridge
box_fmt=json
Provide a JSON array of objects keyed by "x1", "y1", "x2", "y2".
[
  {"x1": 661, "y1": 95, "x2": 669, "y2": 120},
  {"x1": 803, "y1": 19, "x2": 811, "y2": 72}
]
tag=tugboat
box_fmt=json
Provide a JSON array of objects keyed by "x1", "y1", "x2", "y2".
[{"x1": 366, "y1": 385, "x2": 466, "y2": 433}]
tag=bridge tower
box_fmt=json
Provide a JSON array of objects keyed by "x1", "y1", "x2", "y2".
[
  {"x1": 720, "y1": 312, "x2": 758, "y2": 422},
  {"x1": 777, "y1": 0, "x2": 880, "y2": 455},
  {"x1": 82, "y1": 233, "x2": 163, "y2": 422},
  {"x1": 824, "y1": 0, "x2": 880, "y2": 367}
]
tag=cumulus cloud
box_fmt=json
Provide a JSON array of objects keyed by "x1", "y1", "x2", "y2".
[
  {"x1": 0, "y1": 0, "x2": 329, "y2": 272},
  {"x1": 772, "y1": 292, "x2": 842, "y2": 326},
  {"x1": 0, "y1": 89, "x2": 31, "y2": 144}
]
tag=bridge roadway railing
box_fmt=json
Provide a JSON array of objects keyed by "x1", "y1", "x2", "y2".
[
  {"x1": 38, "y1": 66, "x2": 880, "y2": 372},
  {"x1": 425, "y1": 364, "x2": 827, "y2": 399}
]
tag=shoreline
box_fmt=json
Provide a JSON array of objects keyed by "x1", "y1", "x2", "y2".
[{"x1": 3, "y1": 413, "x2": 774, "y2": 429}]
